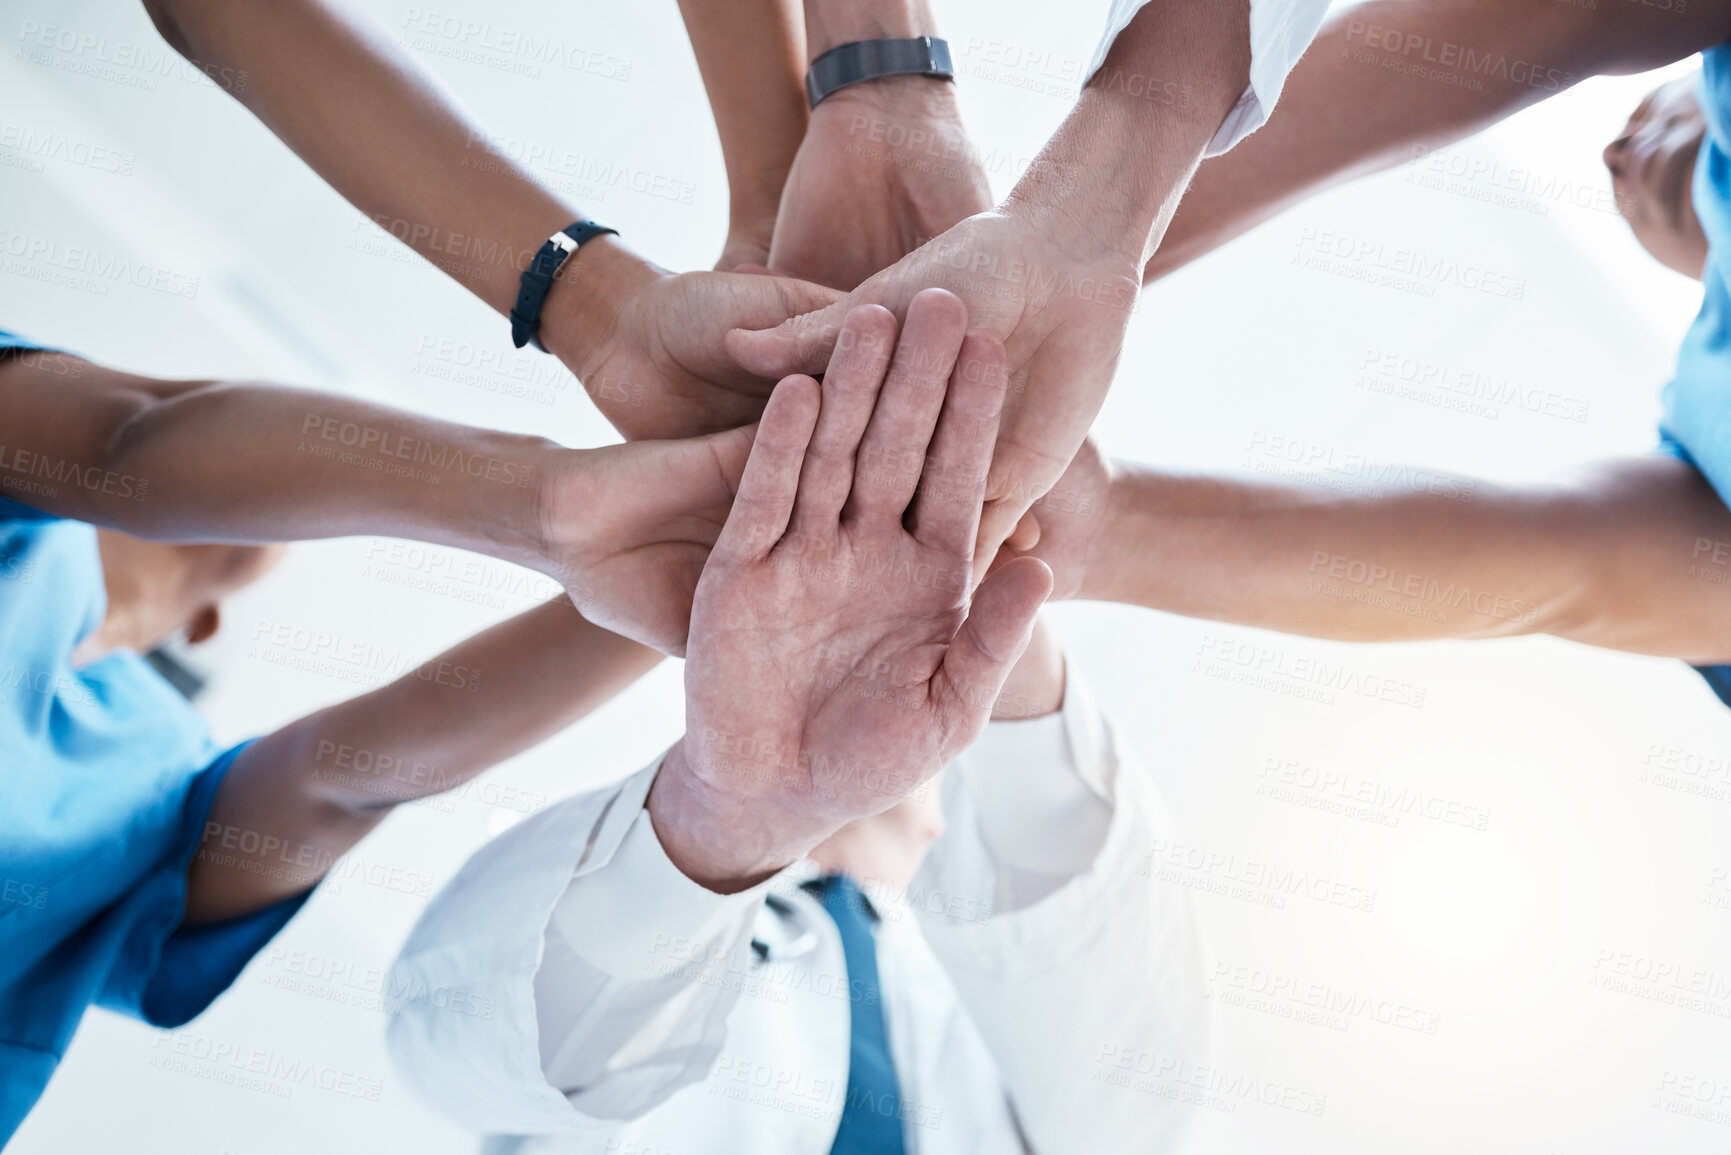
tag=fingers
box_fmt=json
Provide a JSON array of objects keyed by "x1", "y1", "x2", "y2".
[
  {"x1": 710, "y1": 375, "x2": 821, "y2": 565},
  {"x1": 787, "y1": 306, "x2": 900, "y2": 537},
  {"x1": 846, "y1": 289, "x2": 969, "y2": 523},
  {"x1": 725, "y1": 294, "x2": 852, "y2": 380},
  {"x1": 935, "y1": 557, "x2": 1054, "y2": 738},
  {"x1": 905, "y1": 331, "x2": 1009, "y2": 557}
]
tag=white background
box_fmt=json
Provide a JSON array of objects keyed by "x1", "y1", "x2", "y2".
[{"x1": 4, "y1": 0, "x2": 1730, "y2": 1151}]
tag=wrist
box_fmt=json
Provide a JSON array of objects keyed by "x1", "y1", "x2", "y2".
[
  {"x1": 1078, "y1": 465, "x2": 1144, "y2": 604},
  {"x1": 536, "y1": 234, "x2": 661, "y2": 381},
  {"x1": 648, "y1": 740, "x2": 821, "y2": 894},
  {"x1": 1000, "y1": 90, "x2": 1181, "y2": 271},
  {"x1": 804, "y1": 0, "x2": 937, "y2": 60}
]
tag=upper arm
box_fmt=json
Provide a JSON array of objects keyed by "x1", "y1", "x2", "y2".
[
  {"x1": 1541, "y1": 455, "x2": 1731, "y2": 663},
  {"x1": 1151, "y1": 0, "x2": 1731, "y2": 280},
  {"x1": 0, "y1": 352, "x2": 210, "y2": 522}
]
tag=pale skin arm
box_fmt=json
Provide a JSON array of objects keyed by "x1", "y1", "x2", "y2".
[
  {"x1": 141, "y1": 0, "x2": 839, "y2": 441},
  {"x1": 1147, "y1": 0, "x2": 1731, "y2": 281},
  {"x1": 186, "y1": 599, "x2": 660, "y2": 922},
  {"x1": 1020, "y1": 442, "x2": 1731, "y2": 665},
  {"x1": 674, "y1": 0, "x2": 810, "y2": 270},
  {"x1": 0, "y1": 350, "x2": 754, "y2": 653}
]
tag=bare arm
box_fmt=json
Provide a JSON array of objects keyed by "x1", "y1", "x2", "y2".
[
  {"x1": 675, "y1": 0, "x2": 810, "y2": 270},
  {"x1": 141, "y1": 0, "x2": 840, "y2": 441},
  {"x1": 1027, "y1": 443, "x2": 1731, "y2": 664},
  {"x1": 0, "y1": 350, "x2": 757, "y2": 653},
  {"x1": 186, "y1": 599, "x2": 661, "y2": 921},
  {"x1": 1148, "y1": 0, "x2": 1731, "y2": 281}
]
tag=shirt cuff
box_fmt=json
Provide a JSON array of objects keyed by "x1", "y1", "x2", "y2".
[
  {"x1": 545, "y1": 795, "x2": 775, "y2": 981},
  {"x1": 1085, "y1": 0, "x2": 1331, "y2": 158},
  {"x1": 957, "y1": 665, "x2": 1115, "y2": 884}
]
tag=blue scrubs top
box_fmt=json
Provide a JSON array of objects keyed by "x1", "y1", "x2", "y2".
[
  {"x1": 0, "y1": 332, "x2": 309, "y2": 1140},
  {"x1": 1657, "y1": 48, "x2": 1731, "y2": 705}
]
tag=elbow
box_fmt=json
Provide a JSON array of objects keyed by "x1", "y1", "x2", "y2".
[{"x1": 141, "y1": 0, "x2": 193, "y2": 58}]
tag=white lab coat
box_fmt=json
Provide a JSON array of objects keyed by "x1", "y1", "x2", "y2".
[{"x1": 387, "y1": 675, "x2": 1212, "y2": 1154}]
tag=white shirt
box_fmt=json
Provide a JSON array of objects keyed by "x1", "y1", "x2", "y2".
[
  {"x1": 386, "y1": 674, "x2": 1212, "y2": 1154},
  {"x1": 1090, "y1": 0, "x2": 1333, "y2": 157}
]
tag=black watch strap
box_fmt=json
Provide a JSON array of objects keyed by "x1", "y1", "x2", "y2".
[
  {"x1": 805, "y1": 36, "x2": 954, "y2": 109},
  {"x1": 510, "y1": 220, "x2": 619, "y2": 352}
]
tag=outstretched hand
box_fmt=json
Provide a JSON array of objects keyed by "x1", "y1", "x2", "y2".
[
  {"x1": 649, "y1": 289, "x2": 1053, "y2": 891},
  {"x1": 541, "y1": 239, "x2": 843, "y2": 441},
  {"x1": 726, "y1": 208, "x2": 1141, "y2": 569}
]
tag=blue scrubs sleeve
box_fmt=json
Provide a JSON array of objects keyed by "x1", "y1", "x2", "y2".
[{"x1": 96, "y1": 740, "x2": 314, "y2": 1028}]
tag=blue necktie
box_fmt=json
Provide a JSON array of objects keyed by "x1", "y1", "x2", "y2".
[{"x1": 803, "y1": 874, "x2": 908, "y2": 1155}]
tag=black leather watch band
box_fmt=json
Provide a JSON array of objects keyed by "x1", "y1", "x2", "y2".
[
  {"x1": 805, "y1": 36, "x2": 954, "y2": 109},
  {"x1": 509, "y1": 220, "x2": 618, "y2": 352}
]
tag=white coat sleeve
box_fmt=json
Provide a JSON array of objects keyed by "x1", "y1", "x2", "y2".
[
  {"x1": 385, "y1": 756, "x2": 775, "y2": 1135},
  {"x1": 1086, "y1": 0, "x2": 1333, "y2": 156},
  {"x1": 913, "y1": 673, "x2": 1215, "y2": 1155}
]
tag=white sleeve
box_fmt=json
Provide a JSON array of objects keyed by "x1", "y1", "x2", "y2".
[
  {"x1": 914, "y1": 674, "x2": 1215, "y2": 1155},
  {"x1": 951, "y1": 663, "x2": 1114, "y2": 912},
  {"x1": 1086, "y1": 0, "x2": 1332, "y2": 157},
  {"x1": 385, "y1": 756, "x2": 774, "y2": 1135}
]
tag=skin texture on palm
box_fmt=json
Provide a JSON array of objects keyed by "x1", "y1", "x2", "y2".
[{"x1": 649, "y1": 290, "x2": 1053, "y2": 893}]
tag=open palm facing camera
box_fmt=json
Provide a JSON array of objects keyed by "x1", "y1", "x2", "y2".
[{"x1": 649, "y1": 290, "x2": 1053, "y2": 891}]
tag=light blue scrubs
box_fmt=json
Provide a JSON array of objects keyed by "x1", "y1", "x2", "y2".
[
  {"x1": 1658, "y1": 49, "x2": 1731, "y2": 705},
  {"x1": 0, "y1": 332, "x2": 309, "y2": 1140}
]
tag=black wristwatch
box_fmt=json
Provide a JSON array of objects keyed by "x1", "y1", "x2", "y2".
[
  {"x1": 509, "y1": 220, "x2": 618, "y2": 352},
  {"x1": 805, "y1": 36, "x2": 954, "y2": 109}
]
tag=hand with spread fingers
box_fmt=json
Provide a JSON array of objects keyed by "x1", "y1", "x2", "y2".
[{"x1": 647, "y1": 289, "x2": 1055, "y2": 892}]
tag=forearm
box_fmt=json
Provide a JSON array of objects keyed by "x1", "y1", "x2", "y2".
[
  {"x1": 1148, "y1": 0, "x2": 1731, "y2": 281},
  {"x1": 1004, "y1": 0, "x2": 1252, "y2": 270},
  {"x1": 144, "y1": 0, "x2": 601, "y2": 315},
  {"x1": 187, "y1": 599, "x2": 661, "y2": 921},
  {"x1": 0, "y1": 356, "x2": 555, "y2": 569},
  {"x1": 1086, "y1": 455, "x2": 1731, "y2": 662},
  {"x1": 677, "y1": 0, "x2": 808, "y2": 252}
]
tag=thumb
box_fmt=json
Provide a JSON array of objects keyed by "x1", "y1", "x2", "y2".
[
  {"x1": 725, "y1": 294, "x2": 853, "y2": 381},
  {"x1": 936, "y1": 556, "x2": 1054, "y2": 734},
  {"x1": 699, "y1": 421, "x2": 759, "y2": 496}
]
